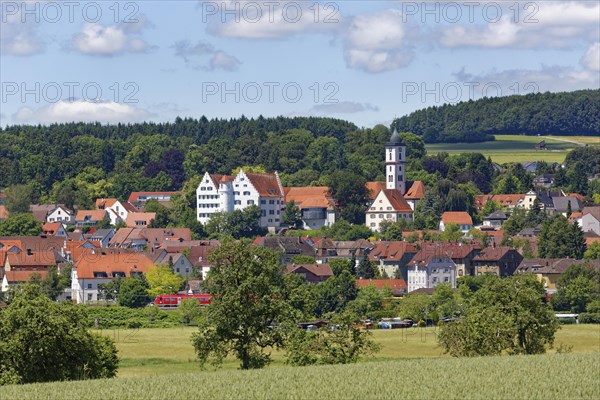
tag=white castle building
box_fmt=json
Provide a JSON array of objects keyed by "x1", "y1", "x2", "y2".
[{"x1": 196, "y1": 170, "x2": 285, "y2": 229}]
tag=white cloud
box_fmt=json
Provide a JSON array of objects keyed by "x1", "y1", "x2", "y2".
[
  {"x1": 206, "y1": 1, "x2": 341, "y2": 39},
  {"x1": 311, "y1": 101, "x2": 379, "y2": 114},
  {"x1": 12, "y1": 100, "x2": 154, "y2": 124},
  {"x1": 0, "y1": 6, "x2": 45, "y2": 56},
  {"x1": 454, "y1": 64, "x2": 599, "y2": 96},
  {"x1": 441, "y1": 1, "x2": 599, "y2": 49},
  {"x1": 581, "y1": 42, "x2": 600, "y2": 72},
  {"x1": 209, "y1": 51, "x2": 241, "y2": 71},
  {"x1": 71, "y1": 22, "x2": 153, "y2": 55},
  {"x1": 172, "y1": 40, "x2": 240, "y2": 71},
  {"x1": 343, "y1": 9, "x2": 414, "y2": 73}
]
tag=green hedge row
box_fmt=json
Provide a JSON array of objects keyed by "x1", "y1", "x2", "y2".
[{"x1": 83, "y1": 305, "x2": 183, "y2": 329}]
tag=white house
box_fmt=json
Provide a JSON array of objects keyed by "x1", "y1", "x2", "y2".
[
  {"x1": 197, "y1": 170, "x2": 285, "y2": 229},
  {"x1": 407, "y1": 262, "x2": 427, "y2": 293},
  {"x1": 42, "y1": 222, "x2": 68, "y2": 238},
  {"x1": 581, "y1": 207, "x2": 600, "y2": 235},
  {"x1": 283, "y1": 186, "x2": 337, "y2": 230},
  {"x1": 46, "y1": 206, "x2": 75, "y2": 225},
  {"x1": 96, "y1": 198, "x2": 137, "y2": 226},
  {"x1": 407, "y1": 256, "x2": 457, "y2": 293},
  {"x1": 71, "y1": 252, "x2": 154, "y2": 304},
  {"x1": 439, "y1": 212, "x2": 473, "y2": 233}
]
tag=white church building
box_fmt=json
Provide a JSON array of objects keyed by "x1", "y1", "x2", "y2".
[
  {"x1": 196, "y1": 170, "x2": 285, "y2": 229},
  {"x1": 366, "y1": 129, "x2": 422, "y2": 232}
]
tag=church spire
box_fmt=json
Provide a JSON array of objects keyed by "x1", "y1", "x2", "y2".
[{"x1": 385, "y1": 128, "x2": 406, "y2": 194}]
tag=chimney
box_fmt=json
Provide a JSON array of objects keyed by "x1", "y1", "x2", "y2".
[{"x1": 26, "y1": 248, "x2": 33, "y2": 256}]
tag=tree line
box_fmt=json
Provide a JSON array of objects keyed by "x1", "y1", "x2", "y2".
[{"x1": 391, "y1": 89, "x2": 600, "y2": 143}]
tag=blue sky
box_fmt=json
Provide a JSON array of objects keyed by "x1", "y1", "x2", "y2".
[{"x1": 1, "y1": 1, "x2": 599, "y2": 128}]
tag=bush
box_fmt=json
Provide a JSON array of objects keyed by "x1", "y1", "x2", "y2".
[
  {"x1": 84, "y1": 305, "x2": 182, "y2": 329},
  {"x1": 0, "y1": 285, "x2": 118, "y2": 385},
  {"x1": 558, "y1": 317, "x2": 577, "y2": 324},
  {"x1": 579, "y1": 313, "x2": 600, "y2": 324}
]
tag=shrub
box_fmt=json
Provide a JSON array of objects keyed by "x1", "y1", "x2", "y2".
[{"x1": 579, "y1": 313, "x2": 600, "y2": 324}]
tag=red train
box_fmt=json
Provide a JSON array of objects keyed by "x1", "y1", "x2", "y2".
[{"x1": 154, "y1": 294, "x2": 212, "y2": 307}]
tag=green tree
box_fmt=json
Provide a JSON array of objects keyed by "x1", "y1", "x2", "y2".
[
  {"x1": 378, "y1": 220, "x2": 407, "y2": 241},
  {"x1": 538, "y1": 215, "x2": 586, "y2": 259},
  {"x1": 438, "y1": 275, "x2": 559, "y2": 356},
  {"x1": 282, "y1": 201, "x2": 303, "y2": 229},
  {"x1": 429, "y1": 283, "x2": 460, "y2": 321},
  {"x1": 290, "y1": 255, "x2": 316, "y2": 264},
  {"x1": 285, "y1": 312, "x2": 380, "y2": 366},
  {"x1": 502, "y1": 207, "x2": 527, "y2": 236},
  {"x1": 551, "y1": 262, "x2": 600, "y2": 313},
  {"x1": 205, "y1": 206, "x2": 266, "y2": 239},
  {"x1": 0, "y1": 213, "x2": 42, "y2": 236},
  {"x1": 326, "y1": 171, "x2": 369, "y2": 224},
  {"x1": 180, "y1": 298, "x2": 203, "y2": 325},
  {"x1": 145, "y1": 266, "x2": 184, "y2": 297},
  {"x1": 584, "y1": 242, "x2": 600, "y2": 260},
  {"x1": 4, "y1": 184, "x2": 33, "y2": 214},
  {"x1": 192, "y1": 239, "x2": 288, "y2": 369},
  {"x1": 313, "y1": 270, "x2": 358, "y2": 317},
  {"x1": 118, "y1": 277, "x2": 150, "y2": 308},
  {"x1": 356, "y1": 257, "x2": 376, "y2": 279},
  {"x1": 441, "y1": 222, "x2": 463, "y2": 241},
  {"x1": 397, "y1": 293, "x2": 431, "y2": 322},
  {"x1": 0, "y1": 285, "x2": 118, "y2": 385},
  {"x1": 346, "y1": 284, "x2": 390, "y2": 319}
]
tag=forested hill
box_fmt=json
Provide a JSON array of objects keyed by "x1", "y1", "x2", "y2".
[{"x1": 391, "y1": 89, "x2": 600, "y2": 143}]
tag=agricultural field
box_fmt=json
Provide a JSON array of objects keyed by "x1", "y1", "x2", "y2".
[
  {"x1": 2, "y1": 352, "x2": 598, "y2": 399},
  {"x1": 425, "y1": 135, "x2": 597, "y2": 164},
  {"x1": 1, "y1": 324, "x2": 598, "y2": 399},
  {"x1": 91, "y1": 323, "x2": 599, "y2": 377}
]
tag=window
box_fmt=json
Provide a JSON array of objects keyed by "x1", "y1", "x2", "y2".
[
  {"x1": 87, "y1": 283, "x2": 92, "y2": 289},
  {"x1": 370, "y1": 223, "x2": 376, "y2": 227},
  {"x1": 176, "y1": 268, "x2": 180, "y2": 273},
  {"x1": 269, "y1": 210, "x2": 275, "y2": 215},
  {"x1": 261, "y1": 210, "x2": 266, "y2": 217},
  {"x1": 243, "y1": 191, "x2": 250, "y2": 196},
  {"x1": 247, "y1": 200, "x2": 254, "y2": 205},
  {"x1": 388, "y1": 175, "x2": 393, "y2": 182},
  {"x1": 370, "y1": 214, "x2": 375, "y2": 219},
  {"x1": 269, "y1": 200, "x2": 275, "y2": 204},
  {"x1": 398, "y1": 175, "x2": 403, "y2": 181},
  {"x1": 87, "y1": 293, "x2": 93, "y2": 301},
  {"x1": 260, "y1": 200, "x2": 266, "y2": 204},
  {"x1": 234, "y1": 200, "x2": 241, "y2": 205},
  {"x1": 444, "y1": 277, "x2": 449, "y2": 282},
  {"x1": 386, "y1": 206, "x2": 392, "y2": 210}
]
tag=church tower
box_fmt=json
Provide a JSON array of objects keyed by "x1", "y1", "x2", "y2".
[{"x1": 385, "y1": 128, "x2": 406, "y2": 194}]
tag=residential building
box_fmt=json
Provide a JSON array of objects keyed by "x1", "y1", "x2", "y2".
[
  {"x1": 533, "y1": 174, "x2": 555, "y2": 188},
  {"x1": 581, "y1": 206, "x2": 600, "y2": 235},
  {"x1": 356, "y1": 278, "x2": 407, "y2": 296},
  {"x1": 368, "y1": 241, "x2": 418, "y2": 280},
  {"x1": 71, "y1": 252, "x2": 154, "y2": 304},
  {"x1": 89, "y1": 229, "x2": 115, "y2": 248},
  {"x1": 284, "y1": 263, "x2": 333, "y2": 284},
  {"x1": 552, "y1": 196, "x2": 583, "y2": 216},
  {"x1": 75, "y1": 210, "x2": 108, "y2": 228},
  {"x1": 128, "y1": 191, "x2": 183, "y2": 210},
  {"x1": 1, "y1": 245, "x2": 64, "y2": 292},
  {"x1": 482, "y1": 211, "x2": 510, "y2": 229},
  {"x1": 283, "y1": 186, "x2": 337, "y2": 230},
  {"x1": 407, "y1": 256, "x2": 457, "y2": 293},
  {"x1": 42, "y1": 222, "x2": 68, "y2": 238},
  {"x1": 312, "y1": 238, "x2": 373, "y2": 264},
  {"x1": 96, "y1": 198, "x2": 137, "y2": 225},
  {"x1": 155, "y1": 253, "x2": 194, "y2": 276},
  {"x1": 409, "y1": 242, "x2": 481, "y2": 278},
  {"x1": 253, "y1": 236, "x2": 315, "y2": 264},
  {"x1": 196, "y1": 170, "x2": 285, "y2": 229},
  {"x1": 439, "y1": 212, "x2": 473, "y2": 233},
  {"x1": 46, "y1": 205, "x2": 75, "y2": 225},
  {"x1": 189, "y1": 241, "x2": 220, "y2": 279},
  {"x1": 109, "y1": 228, "x2": 192, "y2": 251},
  {"x1": 475, "y1": 194, "x2": 524, "y2": 211},
  {"x1": 125, "y1": 212, "x2": 156, "y2": 228},
  {"x1": 516, "y1": 258, "x2": 600, "y2": 293},
  {"x1": 473, "y1": 246, "x2": 524, "y2": 277}
]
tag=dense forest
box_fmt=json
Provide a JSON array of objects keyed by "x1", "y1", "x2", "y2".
[{"x1": 391, "y1": 89, "x2": 600, "y2": 143}]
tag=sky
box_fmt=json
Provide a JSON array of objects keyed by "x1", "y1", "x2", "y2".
[{"x1": 1, "y1": 0, "x2": 599, "y2": 128}]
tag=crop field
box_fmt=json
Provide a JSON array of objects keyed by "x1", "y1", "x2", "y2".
[
  {"x1": 83, "y1": 324, "x2": 600, "y2": 377},
  {"x1": 425, "y1": 135, "x2": 596, "y2": 164},
  {"x1": 2, "y1": 352, "x2": 599, "y2": 399}
]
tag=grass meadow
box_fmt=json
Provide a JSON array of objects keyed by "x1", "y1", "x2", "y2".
[
  {"x1": 425, "y1": 135, "x2": 598, "y2": 163},
  {"x1": 1, "y1": 324, "x2": 598, "y2": 399}
]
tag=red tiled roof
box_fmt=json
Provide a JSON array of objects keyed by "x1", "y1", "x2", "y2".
[
  {"x1": 42, "y1": 222, "x2": 63, "y2": 235},
  {"x1": 405, "y1": 181, "x2": 425, "y2": 199},
  {"x1": 246, "y1": 172, "x2": 283, "y2": 198},
  {"x1": 125, "y1": 212, "x2": 156, "y2": 228},
  {"x1": 209, "y1": 174, "x2": 224, "y2": 187},
  {"x1": 284, "y1": 186, "x2": 334, "y2": 209},
  {"x1": 368, "y1": 189, "x2": 413, "y2": 213},
  {"x1": 285, "y1": 263, "x2": 334, "y2": 277},
  {"x1": 475, "y1": 194, "x2": 524, "y2": 210},
  {"x1": 369, "y1": 241, "x2": 417, "y2": 262},
  {"x1": 441, "y1": 212, "x2": 473, "y2": 226},
  {"x1": 356, "y1": 278, "x2": 407, "y2": 291},
  {"x1": 74, "y1": 253, "x2": 154, "y2": 279},
  {"x1": 366, "y1": 182, "x2": 386, "y2": 200},
  {"x1": 473, "y1": 246, "x2": 514, "y2": 262},
  {"x1": 410, "y1": 242, "x2": 481, "y2": 266},
  {"x1": 95, "y1": 198, "x2": 118, "y2": 209},
  {"x1": 568, "y1": 193, "x2": 586, "y2": 202},
  {"x1": 76, "y1": 210, "x2": 107, "y2": 222},
  {"x1": 7, "y1": 250, "x2": 59, "y2": 267},
  {"x1": 2, "y1": 269, "x2": 48, "y2": 283}
]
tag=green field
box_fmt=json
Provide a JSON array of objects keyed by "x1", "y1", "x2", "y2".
[
  {"x1": 1, "y1": 325, "x2": 598, "y2": 399},
  {"x1": 425, "y1": 135, "x2": 597, "y2": 164},
  {"x1": 92, "y1": 324, "x2": 600, "y2": 376}
]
